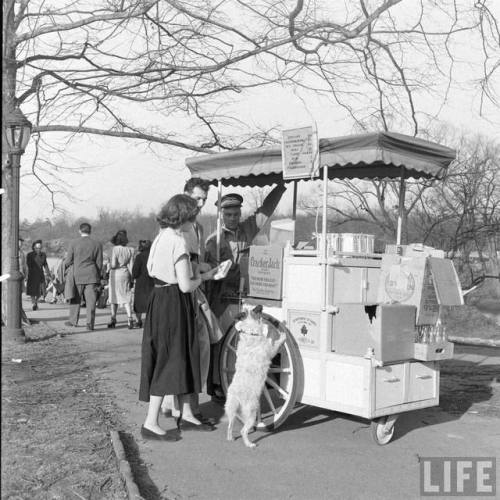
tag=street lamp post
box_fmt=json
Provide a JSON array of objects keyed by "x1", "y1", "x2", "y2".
[{"x1": 4, "y1": 106, "x2": 32, "y2": 338}]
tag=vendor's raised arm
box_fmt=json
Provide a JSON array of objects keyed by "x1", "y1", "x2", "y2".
[{"x1": 253, "y1": 181, "x2": 287, "y2": 231}]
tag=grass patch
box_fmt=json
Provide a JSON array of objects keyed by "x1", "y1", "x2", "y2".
[
  {"x1": 444, "y1": 305, "x2": 500, "y2": 342},
  {"x1": 1, "y1": 334, "x2": 127, "y2": 500}
]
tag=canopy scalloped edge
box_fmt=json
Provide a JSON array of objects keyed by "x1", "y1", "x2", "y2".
[{"x1": 185, "y1": 132, "x2": 456, "y2": 187}]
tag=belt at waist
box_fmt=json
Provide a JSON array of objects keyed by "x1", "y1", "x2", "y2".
[{"x1": 153, "y1": 278, "x2": 176, "y2": 287}]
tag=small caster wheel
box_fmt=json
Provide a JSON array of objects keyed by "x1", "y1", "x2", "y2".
[{"x1": 371, "y1": 416, "x2": 396, "y2": 445}]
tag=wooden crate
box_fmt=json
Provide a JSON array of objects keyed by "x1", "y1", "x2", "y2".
[{"x1": 413, "y1": 341, "x2": 454, "y2": 361}]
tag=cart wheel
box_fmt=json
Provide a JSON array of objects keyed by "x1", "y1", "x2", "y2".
[
  {"x1": 371, "y1": 416, "x2": 397, "y2": 445},
  {"x1": 219, "y1": 313, "x2": 302, "y2": 431}
]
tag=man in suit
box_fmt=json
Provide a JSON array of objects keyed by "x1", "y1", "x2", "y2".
[{"x1": 64, "y1": 222, "x2": 103, "y2": 331}]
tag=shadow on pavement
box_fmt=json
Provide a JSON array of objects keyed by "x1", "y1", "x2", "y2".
[
  {"x1": 119, "y1": 431, "x2": 163, "y2": 500},
  {"x1": 249, "y1": 405, "x2": 339, "y2": 446},
  {"x1": 235, "y1": 345, "x2": 500, "y2": 446},
  {"x1": 392, "y1": 348, "x2": 499, "y2": 441}
]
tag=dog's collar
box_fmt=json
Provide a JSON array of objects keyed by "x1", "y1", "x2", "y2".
[{"x1": 237, "y1": 329, "x2": 262, "y2": 337}]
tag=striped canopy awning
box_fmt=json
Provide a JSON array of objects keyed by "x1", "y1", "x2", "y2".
[{"x1": 185, "y1": 131, "x2": 456, "y2": 187}]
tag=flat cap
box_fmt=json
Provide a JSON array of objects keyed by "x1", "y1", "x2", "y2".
[{"x1": 216, "y1": 193, "x2": 243, "y2": 209}]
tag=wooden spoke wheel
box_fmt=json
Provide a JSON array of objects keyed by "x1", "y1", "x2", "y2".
[{"x1": 219, "y1": 313, "x2": 302, "y2": 431}]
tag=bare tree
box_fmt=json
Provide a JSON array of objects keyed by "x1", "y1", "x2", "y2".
[
  {"x1": 414, "y1": 133, "x2": 500, "y2": 293},
  {"x1": 2, "y1": 0, "x2": 499, "y2": 318},
  {"x1": 300, "y1": 131, "x2": 500, "y2": 294}
]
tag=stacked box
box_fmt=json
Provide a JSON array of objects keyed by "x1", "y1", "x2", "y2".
[{"x1": 377, "y1": 254, "x2": 463, "y2": 325}]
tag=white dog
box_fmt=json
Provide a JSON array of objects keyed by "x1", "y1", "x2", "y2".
[{"x1": 225, "y1": 305, "x2": 286, "y2": 448}]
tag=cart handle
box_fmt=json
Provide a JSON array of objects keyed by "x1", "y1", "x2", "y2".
[{"x1": 383, "y1": 377, "x2": 401, "y2": 383}]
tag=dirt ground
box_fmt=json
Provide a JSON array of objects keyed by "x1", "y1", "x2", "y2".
[{"x1": 1, "y1": 332, "x2": 128, "y2": 500}]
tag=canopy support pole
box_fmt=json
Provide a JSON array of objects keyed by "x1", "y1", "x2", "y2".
[
  {"x1": 292, "y1": 180, "x2": 298, "y2": 248},
  {"x1": 216, "y1": 180, "x2": 222, "y2": 263},
  {"x1": 396, "y1": 167, "x2": 406, "y2": 246},
  {"x1": 292, "y1": 180, "x2": 297, "y2": 220}
]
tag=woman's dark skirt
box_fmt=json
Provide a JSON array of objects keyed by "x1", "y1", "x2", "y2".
[{"x1": 139, "y1": 285, "x2": 201, "y2": 402}]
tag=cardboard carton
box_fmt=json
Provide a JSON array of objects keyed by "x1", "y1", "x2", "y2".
[
  {"x1": 332, "y1": 303, "x2": 417, "y2": 363},
  {"x1": 377, "y1": 254, "x2": 463, "y2": 325}
]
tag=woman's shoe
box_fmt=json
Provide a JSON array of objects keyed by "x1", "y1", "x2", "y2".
[
  {"x1": 140, "y1": 425, "x2": 180, "y2": 442},
  {"x1": 107, "y1": 317, "x2": 116, "y2": 328},
  {"x1": 193, "y1": 412, "x2": 217, "y2": 425},
  {"x1": 136, "y1": 319, "x2": 143, "y2": 329},
  {"x1": 32, "y1": 304, "x2": 38, "y2": 311},
  {"x1": 176, "y1": 417, "x2": 215, "y2": 432},
  {"x1": 127, "y1": 317, "x2": 134, "y2": 329}
]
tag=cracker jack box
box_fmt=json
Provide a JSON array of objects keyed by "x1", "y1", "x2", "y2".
[
  {"x1": 248, "y1": 245, "x2": 284, "y2": 300},
  {"x1": 377, "y1": 254, "x2": 463, "y2": 325}
]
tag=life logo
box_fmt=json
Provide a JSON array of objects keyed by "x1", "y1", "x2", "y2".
[
  {"x1": 384, "y1": 268, "x2": 415, "y2": 302},
  {"x1": 420, "y1": 457, "x2": 496, "y2": 496}
]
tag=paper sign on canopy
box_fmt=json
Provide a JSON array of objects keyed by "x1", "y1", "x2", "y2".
[{"x1": 281, "y1": 126, "x2": 319, "y2": 180}]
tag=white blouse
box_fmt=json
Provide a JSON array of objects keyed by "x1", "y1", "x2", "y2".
[{"x1": 147, "y1": 228, "x2": 189, "y2": 284}]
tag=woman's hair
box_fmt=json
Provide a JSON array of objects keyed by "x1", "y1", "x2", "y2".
[
  {"x1": 138, "y1": 239, "x2": 152, "y2": 252},
  {"x1": 32, "y1": 239, "x2": 43, "y2": 250},
  {"x1": 111, "y1": 229, "x2": 128, "y2": 246},
  {"x1": 157, "y1": 194, "x2": 199, "y2": 229}
]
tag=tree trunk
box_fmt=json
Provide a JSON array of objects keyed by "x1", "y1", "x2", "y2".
[{"x1": 2, "y1": 1, "x2": 17, "y2": 323}]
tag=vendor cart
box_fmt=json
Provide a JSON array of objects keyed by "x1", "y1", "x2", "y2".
[{"x1": 186, "y1": 131, "x2": 463, "y2": 445}]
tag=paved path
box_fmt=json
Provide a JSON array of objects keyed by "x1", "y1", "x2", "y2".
[{"x1": 26, "y1": 299, "x2": 500, "y2": 500}]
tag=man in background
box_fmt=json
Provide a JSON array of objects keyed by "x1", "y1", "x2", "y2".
[{"x1": 64, "y1": 222, "x2": 103, "y2": 331}]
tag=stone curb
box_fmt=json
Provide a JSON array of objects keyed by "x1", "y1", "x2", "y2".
[
  {"x1": 110, "y1": 430, "x2": 144, "y2": 500},
  {"x1": 449, "y1": 336, "x2": 500, "y2": 348}
]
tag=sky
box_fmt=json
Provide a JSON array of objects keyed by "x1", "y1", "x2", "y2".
[
  {"x1": 17, "y1": 3, "x2": 500, "y2": 223},
  {"x1": 19, "y1": 81, "x2": 499, "y2": 223}
]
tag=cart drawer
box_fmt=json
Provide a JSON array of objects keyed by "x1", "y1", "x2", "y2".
[
  {"x1": 375, "y1": 364, "x2": 405, "y2": 409},
  {"x1": 408, "y1": 362, "x2": 437, "y2": 402}
]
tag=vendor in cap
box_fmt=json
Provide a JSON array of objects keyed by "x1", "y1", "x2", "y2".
[
  {"x1": 204, "y1": 182, "x2": 287, "y2": 326},
  {"x1": 204, "y1": 182, "x2": 286, "y2": 400}
]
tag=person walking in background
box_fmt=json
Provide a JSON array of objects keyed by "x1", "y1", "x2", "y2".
[
  {"x1": 46, "y1": 247, "x2": 66, "y2": 304},
  {"x1": 108, "y1": 230, "x2": 135, "y2": 329},
  {"x1": 26, "y1": 239, "x2": 50, "y2": 311},
  {"x1": 19, "y1": 238, "x2": 30, "y2": 325},
  {"x1": 139, "y1": 194, "x2": 217, "y2": 440},
  {"x1": 19, "y1": 238, "x2": 27, "y2": 292},
  {"x1": 131, "y1": 239, "x2": 154, "y2": 329},
  {"x1": 64, "y1": 222, "x2": 103, "y2": 331},
  {"x1": 96, "y1": 255, "x2": 111, "y2": 309}
]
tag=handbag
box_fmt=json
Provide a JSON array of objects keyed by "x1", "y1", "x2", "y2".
[{"x1": 193, "y1": 288, "x2": 223, "y2": 344}]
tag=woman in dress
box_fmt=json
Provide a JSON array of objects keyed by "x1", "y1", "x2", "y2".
[
  {"x1": 131, "y1": 239, "x2": 154, "y2": 328},
  {"x1": 26, "y1": 239, "x2": 50, "y2": 310},
  {"x1": 139, "y1": 194, "x2": 217, "y2": 441},
  {"x1": 107, "y1": 230, "x2": 135, "y2": 329}
]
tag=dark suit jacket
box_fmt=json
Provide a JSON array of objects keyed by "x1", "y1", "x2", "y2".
[{"x1": 65, "y1": 235, "x2": 103, "y2": 285}]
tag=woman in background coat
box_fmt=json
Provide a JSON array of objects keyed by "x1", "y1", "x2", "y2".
[
  {"x1": 26, "y1": 239, "x2": 50, "y2": 310},
  {"x1": 131, "y1": 239, "x2": 154, "y2": 328}
]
